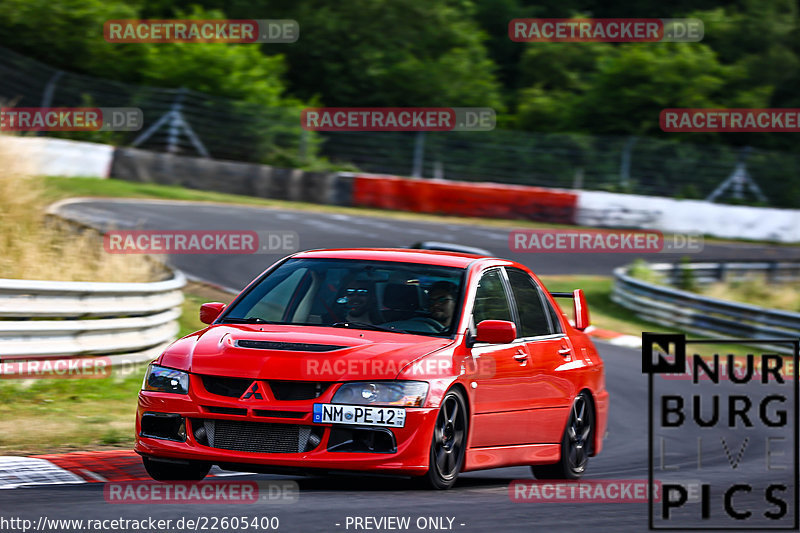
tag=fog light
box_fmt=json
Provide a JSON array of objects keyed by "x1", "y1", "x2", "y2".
[{"x1": 140, "y1": 413, "x2": 186, "y2": 442}]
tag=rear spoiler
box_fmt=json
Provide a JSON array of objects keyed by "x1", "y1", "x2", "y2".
[{"x1": 549, "y1": 289, "x2": 590, "y2": 331}]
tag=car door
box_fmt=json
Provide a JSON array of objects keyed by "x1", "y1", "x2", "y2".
[
  {"x1": 468, "y1": 268, "x2": 536, "y2": 447},
  {"x1": 506, "y1": 268, "x2": 575, "y2": 444}
]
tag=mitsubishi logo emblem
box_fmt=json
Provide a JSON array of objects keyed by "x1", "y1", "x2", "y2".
[{"x1": 242, "y1": 382, "x2": 263, "y2": 400}]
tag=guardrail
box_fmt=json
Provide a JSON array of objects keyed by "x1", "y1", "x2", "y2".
[
  {"x1": 0, "y1": 270, "x2": 185, "y2": 364},
  {"x1": 612, "y1": 261, "x2": 800, "y2": 354}
]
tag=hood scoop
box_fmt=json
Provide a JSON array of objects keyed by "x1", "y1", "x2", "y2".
[{"x1": 235, "y1": 340, "x2": 348, "y2": 352}]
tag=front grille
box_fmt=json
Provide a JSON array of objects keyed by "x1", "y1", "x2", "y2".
[
  {"x1": 269, "y1": 381, "x2": 331, "y2": 400},
  {"x1": 200, "y1": 376, "x2": 332, "y2": 401},
  {"x1": 203, "y1": 406, "x2": 247, "y2": 416},
  {"x1": 201, "y1": 376, "x2": 252, "y2": 398},
  {"x1": 254, "y1": 409, "x2": 307, "y2": 419},
  {"x1": 200, "y1": 419, "x2": 319, "y2": 454},
  {"x1": 237, "y1": 340, "x2": 346, "y2": 352}
]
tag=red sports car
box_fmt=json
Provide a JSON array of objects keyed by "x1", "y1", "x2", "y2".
[{"x1": 135, "y1": 249, "x2": 609, "y2": 489}]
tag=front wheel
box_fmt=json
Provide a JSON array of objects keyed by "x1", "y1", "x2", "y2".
[
  {"x1": 421, "y1": 390, "x2": 468, "y2": 489},
  {"x1": 142, "y1": 457, "x2": 211, "y2": 481},
  {"x1": 532, "y1": 392, "x2": 594, "y2": 480}
]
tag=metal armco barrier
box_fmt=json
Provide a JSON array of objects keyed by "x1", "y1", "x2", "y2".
[
  {"x1": 612, "y1": 261, "x2": 800, "y2": 354},
  {"x1": 0, "y1": 270, "x2": 185, "y2": 362}
]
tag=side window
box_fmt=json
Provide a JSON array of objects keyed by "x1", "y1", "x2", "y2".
[
  {"x1": 247, "y1": 268, "x2": 308, "y2": 322},
  {"x1": 545, "y1": 299, "x2": 563, "y2": 334},
  {"x1": 506, "y1": 268, "x2": 552, "y2": 337},
  {"x1": 472, "y1": 269, "x2": 513, "y2": 325}
]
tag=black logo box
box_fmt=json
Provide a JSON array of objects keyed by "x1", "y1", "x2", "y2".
[{"x1": 643, "y1": 333, "x2": 799, "y2": 531}]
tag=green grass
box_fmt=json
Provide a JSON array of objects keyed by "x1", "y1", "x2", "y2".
[
  {"x1": 0, "y1": 363, "x2": 147, "y2": 455},
  {"x1": 180, "y1": 292, "x2": 210, "y2": 338}
]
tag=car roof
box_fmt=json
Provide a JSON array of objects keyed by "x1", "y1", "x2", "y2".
[{"x1": 291, "y1": 248, "x2": 490, "y2": 268}]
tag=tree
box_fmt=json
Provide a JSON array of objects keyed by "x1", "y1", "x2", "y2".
[{"x1": 233, "y1": 0, "x2": 504, "y2": 109}]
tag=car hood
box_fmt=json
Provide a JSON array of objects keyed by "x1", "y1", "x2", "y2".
[{"x1": 158, "y1": 324, "x2": 455, "y2": 381}]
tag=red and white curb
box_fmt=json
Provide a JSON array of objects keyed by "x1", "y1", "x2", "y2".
[
  {"x1": 0, "y1": 450, "x2": 251, "y2": 489},
  {"x1": 584, "y1": 326, "x2": 643, "y2": 349},
  {"x1": 0, "y1": 456, "x2": 86, "y2": 489},
  {"x1": 0, "y1": 451, "x2": 145, "y2": 489}
]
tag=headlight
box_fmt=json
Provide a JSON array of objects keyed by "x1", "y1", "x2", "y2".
[
  {"x1": 332, "y1": 381, "x2": 428, "y2": 406},
  {"x1": 142, "y1": 364, "x2": 189, "y2": 394}
]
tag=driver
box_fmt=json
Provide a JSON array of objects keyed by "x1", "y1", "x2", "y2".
[
  {"x1": 427, "y1": 281, "x2": 457, "y2": 329},
  {"x1": 343, "y1": 278, "x2": 380, "y2": 324}
]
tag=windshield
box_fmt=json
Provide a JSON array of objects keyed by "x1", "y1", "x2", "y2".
[{"x1": 220, "y1": 258, "x2": 465, "y2": 337}]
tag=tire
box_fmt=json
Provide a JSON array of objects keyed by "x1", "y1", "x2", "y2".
[
  {"x1": 532, "y1": 392, "x2": 594, "y2": 480},
  {"x1": 421, "y1": 390, "x2": 468, "y2": 489},
  {"x1": 142, "y1": 456, "x2": 211, "y2": 481}
]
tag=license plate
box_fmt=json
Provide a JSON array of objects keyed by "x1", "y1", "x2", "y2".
[{"x1": 313, "y1": 404, "x2": 406, "y2": 428}]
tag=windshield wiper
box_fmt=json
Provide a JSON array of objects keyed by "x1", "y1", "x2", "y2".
[
  {"x1": 331, "y1": 322, "x2": 404, "y2": 333},
  {"x1": 219, "y1": 317, "x2": 274, "y2": 324}
]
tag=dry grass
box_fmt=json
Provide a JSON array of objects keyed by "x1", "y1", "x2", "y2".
[
  {"x1": 704, "y1": 276, "x2": 800, "y2": 312},
  {"x1": 0, "y1": 135, "x2": 157, "y2": 282}
]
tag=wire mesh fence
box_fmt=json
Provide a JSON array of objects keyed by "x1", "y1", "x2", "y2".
[{"x1": 1, "y1": 45, "x2": 798, "y2": 208}]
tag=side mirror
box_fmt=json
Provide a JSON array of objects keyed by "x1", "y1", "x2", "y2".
[
  {"x1": 573, "y1": 289, "x2": 590, "y2": 331},
  {"x1": 200, "y1": 302, "x2": 226, "y2": 324},
  {"x1": 475, "y1": 320, "x2": 517, "y2": 344}
]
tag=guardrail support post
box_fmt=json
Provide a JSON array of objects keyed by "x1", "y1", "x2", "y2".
[{"x1": 717, "y1": 262, "x2": 727, "y2": 282}]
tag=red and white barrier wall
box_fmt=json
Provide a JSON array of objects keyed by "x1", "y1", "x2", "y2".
[
  {"x1": 349, "y1": 173, "x2": 578, "y2": 224},
  {"x1": 11, "y1": 138, "x2": 799, "y2": 243},
  {"x1": 575, "y1": 190, "x2": 800, "y2": 243}
]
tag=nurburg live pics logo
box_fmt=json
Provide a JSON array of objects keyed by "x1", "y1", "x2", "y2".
[{"x1": 642, "y1": 333, "x2": 799, "y2": 530}]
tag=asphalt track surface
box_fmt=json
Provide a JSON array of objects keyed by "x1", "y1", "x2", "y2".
[
  {"x1": 55, "y1": 198, "x2": 800, "y2": 290},
  {"x1": 2, "y1": 198, "x2": 796, "y2": 532}
]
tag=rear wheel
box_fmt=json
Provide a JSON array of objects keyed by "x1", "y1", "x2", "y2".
[
  {"x1": 532, "y1": 392, "x2": 594, "y2": 480},
  {"x1": 142, "y1": 457, "x2": 211, "y2": 481},
  {"x1": 422, "y1": 390, "x2": 468, "y2": 489}
]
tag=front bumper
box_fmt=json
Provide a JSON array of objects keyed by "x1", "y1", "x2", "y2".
[{"x1": 135, "y1": 391, "x2": 438, "y2": 476}]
